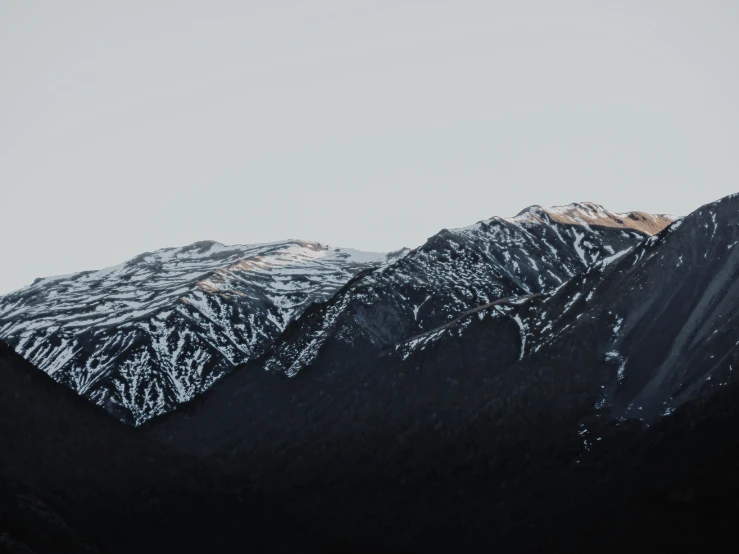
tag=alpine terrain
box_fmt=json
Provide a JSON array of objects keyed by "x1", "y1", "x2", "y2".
[
  {"x1": 0, "y1": 204, "x2": 673, "y2": 425},
  {"x1": 145, "y1": 193, "x2": 739, "y2": 550},
  {"x1": 4, "y1": 194, "x2": 739, "y2": 553},
  {"x1": 0, "y1": 240, "x2": 400, "y2": 424}
]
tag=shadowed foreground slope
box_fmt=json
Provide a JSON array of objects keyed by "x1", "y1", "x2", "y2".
[{"x1": 0, "y1": 340, "x2": 310, "y2": 554}]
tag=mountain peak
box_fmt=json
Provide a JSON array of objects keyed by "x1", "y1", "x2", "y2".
[
  {"x1": 507, "y1": 202, "x2": 679, "y2": 235},
  {"x1": 451, "y1": 202, "x2": 677, "y2": 238}
]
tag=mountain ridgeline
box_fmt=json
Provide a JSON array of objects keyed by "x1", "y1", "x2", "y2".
[
  {"x1": 261, "y1": 203, "x2": 676, "y2": 380},
  {"x1": 0, "y1": 240, "x2": 398, "y2": 424},
  {"x1": 143, "y1": 193, "x2": 739, "y2": 551},
  {"x1": 0, "y1": 339, "x2": 307, "y2": 553},
  {"x1": 0, "y1": 203, "x2": 674, "y2": 425},
  {"x1": 4, "y1": 195, "x2": 739, "y2": 552}
]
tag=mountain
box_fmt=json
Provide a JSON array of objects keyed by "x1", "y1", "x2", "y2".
[
  {"x1": 263, "y1": 203, "x2": 676, "y2": 379},
  {"x1": 519, "y1": 193, "x2": 739, "y2": 422},
  {"x1": 0, "y1": 204, "x2": 672, "y2": 426},
  {"x1": 144, "y1": 193, "x2": 739, "y2": 551},
  {"x1": 7, "y1": 340, "x2": 739, "y2": 553},
  {"x1": 4, "y1": 194, "x2": 739, "y2": 552},
  {"x1": 146, "y1": 204, "x2": 676, "y2": 458},
  {"x1": 146, "y1": 202, "x2": 677, "y2": 458},
  {"x1": 0, "y1": 240, "x2": 396, "y2": 424}
]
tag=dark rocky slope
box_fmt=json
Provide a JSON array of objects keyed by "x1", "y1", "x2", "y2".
[
  {"x1": 0, "y1": 340, "x2": 308, "y2": 554},
  {"x1": 147, "y1": 204, "x2": 675, "y2": 458},
  {"x1": 0, "y1": 205, "x2": 670, "y2": 427},
  {"x1": 7, "y1": 331, "x2": 739, "y2": 552}
]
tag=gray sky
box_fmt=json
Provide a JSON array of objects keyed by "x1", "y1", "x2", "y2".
[{"x1": 2, "y1": 0, "x2": 738, "y2": 294}]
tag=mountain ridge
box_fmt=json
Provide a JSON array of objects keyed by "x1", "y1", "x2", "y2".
[
  {"x1": 0, "y1": 202, "x2": 679, "y2": 425},
  {"x1": 143, "y1": 195, "x2": 739, "y2": 549},
  {"x1": 6, "y1": 195, "x2": 739, "y2": 553},
  {"x1": 261, "y1": 202, "x2": 677, "y2": 379},
  {"x1": 0, "y1": 239, "x2": 391, "y2": 424}
]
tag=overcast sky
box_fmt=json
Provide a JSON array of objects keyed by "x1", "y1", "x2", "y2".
[{"x1": 1, "y1": 0, "x2": 738, "y2": 294}]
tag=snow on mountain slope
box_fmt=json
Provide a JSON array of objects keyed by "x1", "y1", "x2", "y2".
[
  {"x1": 0, "y1": 202, "x2": 679, "y2": 428},
  {"x1": 264, "y1": 203, "x2": 677, "y2": 378},
  {"x1": 521, "y1": 193, "x2": 739, "y2": 422},
  {"x1": 146, "y1": 203, "x2": 681, "y2": 463},
  {"x1": 396, "y1": 192, "x2": 739, "y2": 426},
  {"x1": 0, "y1": 240, "x2": 390, "y2": 424}
]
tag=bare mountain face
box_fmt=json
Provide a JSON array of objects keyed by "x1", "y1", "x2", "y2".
[{"x1": 0, "y1": 240, "x2": 396, "y2": 424}]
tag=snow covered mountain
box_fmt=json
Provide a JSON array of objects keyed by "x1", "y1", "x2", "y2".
[
  {"x1": 147, "y1": 202, "x2": 678, "y2": 458},
  {"x1": 8, "y1": 195, "x2": 739, "y2": 553},
  {"x1": 145, "y1": 196, "x2": 739, "y2": 552},
  {"x1": 0, "y1": 240, "x2": 397, "y2": 424},
  {"x1": 0, "y1": 203, "x2": 675, "y2": 426},
  {"x1": 263, "y1": 203, "x2": 677, "y2": 379},
  {"x1": 396, "y1": 191, "x2": 739, "y2": 425}
]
